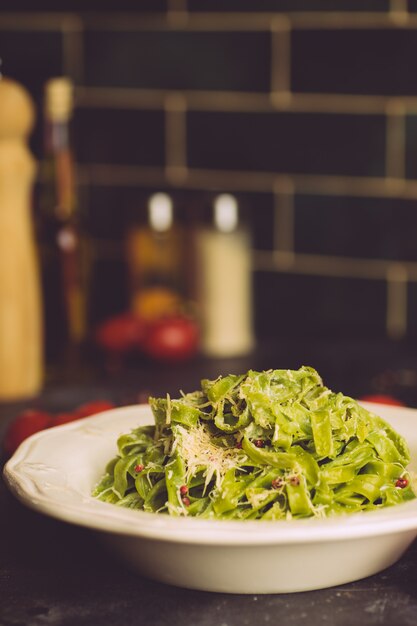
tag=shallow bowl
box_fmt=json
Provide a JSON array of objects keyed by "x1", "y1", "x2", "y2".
[{"x1": 4, "y1": 402, "x2": 417, "y2": 594}]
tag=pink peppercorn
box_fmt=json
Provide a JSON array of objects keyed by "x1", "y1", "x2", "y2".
[
  {"x1": 134, "y1": 464, "x2": 144, "y2": 473},
  {"x1": 182, "y1": 496, "x2": 191, "y2": 507},
  {"x1": 254, "y1": 439, "x2": 265, "y2": 448},
  {"x1": 179, "y1": 485, "x2": 188, "y2": 496},
  {"x1": 271, "y1": 478, "x2": 283, "y2": 490},
  {"x1": 395, "y1": 477, "x2": 409, "y2": 489}
]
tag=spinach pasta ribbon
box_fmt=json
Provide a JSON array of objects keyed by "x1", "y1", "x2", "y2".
[{"x1": 93, "y1": 366, "x2": 415, "y2": 519}]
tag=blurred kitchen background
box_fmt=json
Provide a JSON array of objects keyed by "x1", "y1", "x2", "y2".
[{"x1": 3, "y1": 0, "x2": 417, "y2": 406}]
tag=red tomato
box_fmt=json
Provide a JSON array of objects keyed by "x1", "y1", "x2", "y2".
[
  {"x1": 53, "y1": 412, "x2": 79, "y2": 426},
  {"x1": 95, "y1": 313, "x2": 146, "y2": 353},
  {"x1": 360, "y1": 394, "x2": 405, "y2": 407},
  {"x1": 143, "y1": 316, "x2": 199, "y2": 362},
  {"x1": 47, "y1": 401, "x2": 116, "y2": 428},
  {"x1": 3, "y1": 410, "x2": 52, "y2": 456},
  {"x1": 75, "y1": 400, "x2": 115, "y2": 418}
]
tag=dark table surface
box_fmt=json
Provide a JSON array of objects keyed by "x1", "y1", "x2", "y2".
[{"x1": 3, "y1": 338, "x2": 417, "y2": 626}]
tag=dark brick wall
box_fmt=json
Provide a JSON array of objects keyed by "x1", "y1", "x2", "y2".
[{"x1": 1, "y1": 2, "x2": 417, "y2": 343}]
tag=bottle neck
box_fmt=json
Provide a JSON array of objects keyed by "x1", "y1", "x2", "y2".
[
  {"x1": 43, "y1": 116, "x2": 76, "y2": 220},
  {"x1": 44, "y1": 118, "x2": 70, "y2": 155}
]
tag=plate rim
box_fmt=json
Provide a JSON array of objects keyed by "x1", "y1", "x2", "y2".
[{"x1": 4, "y1": 401, "x2": 417, "y2": 547}]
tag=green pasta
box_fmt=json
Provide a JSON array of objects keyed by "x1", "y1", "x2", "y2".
[{"x1": 93, "y1": 366, "x2": 416, "y2": 519}]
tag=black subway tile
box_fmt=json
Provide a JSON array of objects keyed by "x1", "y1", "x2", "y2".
[
  {"x1": 0, "y1": 30, "x2": 64, "y2": 156},
  {"x1": 406, "y1": 283, "x2": 417, "y2": 338},
  {"x1": 84, "y1": 30, "x2": 270, "y2": 92},
  {"x1": 294, "y1": 195, "x2": 417, "y2": 263},
  {"x1": 0, "y1": 1, "x2": 166, "y2": 11},
  {"x1": 254, "y1": 272, "x2": 386, "y2": 339},
  {"x1": 188, "y1": 0, "x2": 387, "y2": 11},
  {"x1": 405, "y1": 116, "x2": 417, "y2": 179},
  {"x1": 243, "y1": 193, "x2": 275, "y2": 251},
  {"x1": 0, "y1": 31, "x2": 63, "y2": 97},
  {"x1": 75, "y1": 108, "x2": 165, "y2": 166},
  {"x1": 88, "y1": 258, "x2": 129, "y2": 327},
  {"x1": 292, "y1": 29, "x2": 417, "y2": 96},
  {"x1": 187, "y1": 111, "x2": 385, "y2": 177},
  {"x1": 84, "y1": 186, "x2": 144, "y2": 240}
]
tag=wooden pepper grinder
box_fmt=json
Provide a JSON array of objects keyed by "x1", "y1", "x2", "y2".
[{"x1": 0, "y1": 77, "x2": 43, "y2": 400}]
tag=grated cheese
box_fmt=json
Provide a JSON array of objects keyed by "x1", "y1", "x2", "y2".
[{"x1": 175, "y1": 423, "x2": 246, "y2": 489}]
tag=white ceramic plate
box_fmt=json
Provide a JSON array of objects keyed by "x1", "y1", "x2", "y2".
[{"x1": 4, "y1": 402, "x2": 417, "y2": 594}]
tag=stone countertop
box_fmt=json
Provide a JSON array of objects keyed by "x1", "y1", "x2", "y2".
[
  {"x1": 2, "y1": 338, "x2": 417, "y2": 626},
  {"x1": 2, "y1": 476, "x2": 417, "y2": 626}
]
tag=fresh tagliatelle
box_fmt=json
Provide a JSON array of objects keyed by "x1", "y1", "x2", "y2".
[{"x1": 93, "y1": 367, "x2": 416, "y2": 519}]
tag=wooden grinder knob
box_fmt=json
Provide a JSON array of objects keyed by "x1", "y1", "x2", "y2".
[
  {"x1": 0, "y1": 77, "x2": 35, "y2": 139},
  {"x1": 0, "y1": 77, "x2": 43, "y2": 400}
]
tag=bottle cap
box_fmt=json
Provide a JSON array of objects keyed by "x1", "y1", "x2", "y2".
[
  {"x1": 45, "y1": 77, "x2": 73, "y2": 122},
  {"x1": 214, "y1": 194, "x2": 238, "y2": 233},
  {"x1": 148, "y1": 193, "x2": 173, "y2": 232}
]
